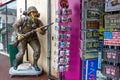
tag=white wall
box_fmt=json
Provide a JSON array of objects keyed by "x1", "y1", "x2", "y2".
[{"x1": 17, "y1": 0, "x2": 25, "y2": 20}]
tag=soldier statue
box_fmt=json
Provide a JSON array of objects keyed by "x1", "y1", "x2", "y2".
[{"x1": 13, "y1": 6, "x2": 46, "y2": 71}]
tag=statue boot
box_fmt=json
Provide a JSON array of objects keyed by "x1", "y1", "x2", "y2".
[
  {"x1": 13, "y1": 59, "x2": 18, "y2": 70},
  {"x1": 33, "y1": 59, "x2": 40, "y2": 71}
]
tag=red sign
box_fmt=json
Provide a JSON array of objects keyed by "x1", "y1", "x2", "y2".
[
  {"x1": 0, "y1": 0, "x2": 3, "y2": 5},
  {"x1": 60, "y1": 0, "x2": 69, "y2": 8}
]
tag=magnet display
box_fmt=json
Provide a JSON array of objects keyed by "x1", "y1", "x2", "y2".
[
  {"x1": 65, "y1": 42, "x2": 70, "y2": 48},
  {"x1": 62, "y1": 8, "x2": 72, "y2": 15},
  {"x1": 102, "y1": 63, "x2": 120, "y2": 80},
  {"x1": 60, "y1": 26, "x2": 71, "y2": 32},
  {"x1": 56, "y1": 10, "x2": 62, "y2": 15},
  {"x1": 59, "y1": 57, "x2": 65, "y2": 64},
  {"x1": 55, "y1": 33, "x2": 60, "y2": 39},
  {"x1": 59, "y1": 34, "x2": 71, "y2": 40},
  {"x1": 55, "y1": 26, "x2": 60, "y2": 31},
  {"x1": 59, "y1": 42, "x2": 65, "y2": 48},
  {"x1": 55, "y1": 42, "x2": 60, "y2": 47},
  {"x1": 61, "y1": 17, "x2": 72, "y2": 23},
  {"x1": 65, "y1": 49, "x2": 70, "y2": 56},
  {"x1": 55, "y1": 18, "x2": 61, "y2": 23},
  {"x1": 60, "y1": 50, "x2": 65, "y2": 57}
]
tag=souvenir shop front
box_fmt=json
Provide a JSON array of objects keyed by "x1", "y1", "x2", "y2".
[{"x1": 1, "y1": 0, "x2": 120, "y2": 80}]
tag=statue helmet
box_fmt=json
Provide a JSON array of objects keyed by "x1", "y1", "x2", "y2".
[{"x1": 27, "y1": 6, "x2": 38, "y2": 15}]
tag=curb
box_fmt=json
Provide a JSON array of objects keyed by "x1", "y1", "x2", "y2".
[{"x1": 0, "y1": 51, "x2": 9, "y2": 57}]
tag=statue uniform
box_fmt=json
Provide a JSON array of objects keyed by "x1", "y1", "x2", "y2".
[{"x1": 13, "y1": 6, "x2": 45, "y2": 71}]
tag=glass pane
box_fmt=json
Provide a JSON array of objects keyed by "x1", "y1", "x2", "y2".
[
  {"x1": 0, "y1": 1, "x2": 17, "y2": 52},
  {"x1": 0, "y1": 5, "x2": 6, "y2": 51}
]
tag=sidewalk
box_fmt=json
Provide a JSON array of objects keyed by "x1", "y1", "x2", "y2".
[{"x1": 0, "y1": 52, "x2": 57, "y2": 80}]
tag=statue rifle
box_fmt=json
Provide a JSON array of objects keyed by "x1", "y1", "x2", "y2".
[{"x1": 13, "y1": 22, "x2": 54, "y2": 47}]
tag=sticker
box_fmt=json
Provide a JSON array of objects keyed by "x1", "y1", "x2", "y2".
[
  {"x1": 56, "y1": 10, "x2": 62, "y2": 15},
  {"x1": 55, "y1": 18, "x2": 61, "y2": 23},
  {"x1": 54, "y1": 49, "x2": 60, "y2": 55},
  {"x1": 59, "y1": 57, "x2": 65, "y2": 64},
  {"x1": 65, "y1": 42, "x2": 70, "y2": 48},
  {"x1": 54, "y1": 57, "x2": 59, "y2": 62},
  {"x1": 59, "y1": 65, "x2": 65, "y2": 72},
  {"x1": 62, "y1": 8, "x2": 72, "y2": 15},
  {"x1": 60, "y1": 42, "x2": 65, "y2": 48},
  {"x1": 55, "y1": 42, "x2": 59, "y2": 47},
  {"x1": 65, "y1": 50, "x2": 70, "y2": 56},
  {"x1": 60, "y1": 50, "x2": 65, "y2": 56},
  {"x1": 55, "y1": 26, "x2": 60, "y2": 31}
]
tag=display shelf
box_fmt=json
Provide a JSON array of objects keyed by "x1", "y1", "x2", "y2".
[
  {"x1": 81, "y1": 0, "x2": 104, "y2": 80},
  {"x1": 101, "y1": 0, "x2": 120, "y2": 79}
]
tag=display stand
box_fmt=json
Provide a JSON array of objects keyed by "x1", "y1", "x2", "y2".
[
  {"x1": 54, "y1": 0, "x2": 82, "y2": 80},
  {"x1": 100, "y1": 0, "x2": 120, "y2": 80},
  {"x1": 81, "y1": 0, "x2": 104, "y2": 80},
  {"x1": 9, "y1": 62, "x2": 42, "y2": 77}
]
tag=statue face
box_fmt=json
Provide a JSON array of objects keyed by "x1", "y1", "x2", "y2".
[{"x1": 30, "y1": 11, "x2": 38, "y2": 19}]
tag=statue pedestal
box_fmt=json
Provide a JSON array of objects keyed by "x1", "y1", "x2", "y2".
[{"x1": 9, "y1": 62, "x2": 42, "y2": 77}]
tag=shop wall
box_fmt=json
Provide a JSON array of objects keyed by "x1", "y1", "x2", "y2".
[{"x1": 27, "y1": 0, "x2": 48, "y2": 73}]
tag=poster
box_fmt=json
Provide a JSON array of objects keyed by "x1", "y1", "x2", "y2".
[
  {"x1": 102, "y1": 63, "x2": 120, "y2": 79},
  {"x1": 104, "y1": 14, "x2": 120, "y2": 29},
  {"x1": 87, "y1": 0, "x2": 103, "y2": 9},
  {"x1": 104, "y1": 31, "x2": 120, "y2": 46},
  {"x1": 83, "y1": 59, "x2": 98, "y2": 80},
  {"x1": 105, "y1": 0, "x2": 120, "y2": 12}
]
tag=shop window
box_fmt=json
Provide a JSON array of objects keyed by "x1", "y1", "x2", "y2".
[
  {"x1": 0, "y1": 17, "x2": 2, "y2": 29},
  {"x1": 0, "y1": 0, "x2": 17, "y2": 52}
]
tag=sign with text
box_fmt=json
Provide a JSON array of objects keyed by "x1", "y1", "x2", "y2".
[
  {"x1": 84, "y1": 52, "x2": 98, "y2": 59},
  {"x1": 104, "y1": 14, "x2": 120, "y2": 29}
]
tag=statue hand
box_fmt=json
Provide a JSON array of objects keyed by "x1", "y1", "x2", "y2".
[
  {"x1": 17, "y1": 34, "x2": 24, "y2": 40},
  {"x1": 36, "y1": 27, "x2": 42, "y2": 32}
]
